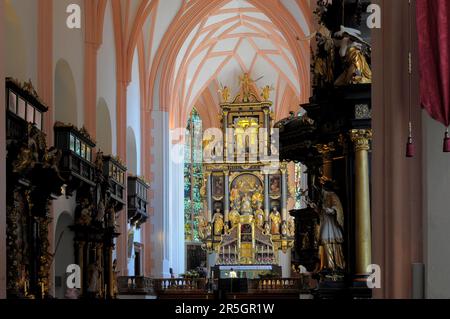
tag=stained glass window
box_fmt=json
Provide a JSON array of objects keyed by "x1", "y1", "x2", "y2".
[{"x1": 184, "y1": 109, "x2": 203, "y2": 242}]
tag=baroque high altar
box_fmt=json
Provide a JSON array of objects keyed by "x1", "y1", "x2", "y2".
[{"x1": 199, "y1": 74, "x2": 294, "y2": 271}]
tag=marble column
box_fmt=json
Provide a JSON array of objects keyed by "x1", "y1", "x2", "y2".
[
  {"x1": 264, "y1": 108, "x2": 270, "y2": 159},
  {"x1": 264, "y1": 171, "x2": 270, "y2": 222},
  {"x1": 224, "y1": 171, "x2": 230, "y2": 222},
  {"x1": 223, "y1": 110, "x2": 229, "y2": 162},
  {"x1": 206, "y1": 173, "x2": 213, "y2": 221},
  {"x1": 350, "y1": 129, "x2": 373, "y2": 277},
  {"x1": 281, "y1": 167, "x2": 288, "y2": 221}
]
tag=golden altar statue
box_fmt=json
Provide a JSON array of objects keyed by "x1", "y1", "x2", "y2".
[{"x1": 201, "y1": 74, "x2": 294, "y2": 267}]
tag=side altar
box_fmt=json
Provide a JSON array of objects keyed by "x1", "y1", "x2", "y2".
[{"x1": 198, "y1": 74, "x2": 295, "y2": 276}]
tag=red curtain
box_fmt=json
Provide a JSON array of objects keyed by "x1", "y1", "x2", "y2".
[{"x1": 416, "y1": 0, "x2": 450, "y2": 126}]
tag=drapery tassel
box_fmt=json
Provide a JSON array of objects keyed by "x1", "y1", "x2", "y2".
[
  {"x1": 444, "y1": 128, "x2": 450, "y2": 152},
  {"x1": 406, "y1": 122, "x2": 415, "y2": 157}
]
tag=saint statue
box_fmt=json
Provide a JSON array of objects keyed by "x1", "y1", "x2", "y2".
[
  {"x1": 287, "y1": 216, "x2": 296, "y2": 237},
  {"x1": 238, "y1": 73, "x2": 260, "y2": 103},
  {"x1": 313, "y1": 24, "x2": 335, "y2": 87},
  {"x1": 78, "y1": 199, "x2": 92, "y2": 226},
  {"x1": 334, "y1": 26, "x2": 372, "y2": 86},
  {"x1": 197, "y1": 214, "x2": 209, "y2": 239},
  {"x1": 313, "y1": 189, "x2": 345, "y2": 271},
  {"x1": 269, "y1": 207, "x2": 281, "y2": 235},
  {"x1": 213, "y1": 210, "x2": 224, "y2": 236},
  {"x1": 240, "y1": 193, "x2": 253, "y2": 215},
  {"x1": 87, "y1": 261, "x2": 101, "y2": 298},
  {"x1": 254, "y1": 203, "x2": 265, "y2": 229}
]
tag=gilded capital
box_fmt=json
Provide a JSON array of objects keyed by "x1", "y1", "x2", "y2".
[{"x1": 350, "y1": 129, "x2": 372, "y2": 152}]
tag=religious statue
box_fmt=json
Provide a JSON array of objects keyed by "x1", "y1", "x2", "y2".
[
  {"x1": 281, "y1": 221, "x2": 288, "y2": 237},
  {"x1": 96, "y1": 198, "x2": 106, "y2": 225},
  {"x1": 253, "y1": 201, "x2": 265, "y2": 229},
  {"x1": 87, "y1": 261, "x2": 102, "y2": 298},
  {"x1": 312, "y1": 24, "x2": 335, "y2": 87},
  {"x1": 197, "y1": 214, "x2": 209, "y2": 239},
  {"x1": 77, "y1": 199, "x2": 92, "y2": 226},
  {"x1": 251, "y1": 188, "x2": 264, "y2": 209},
  {"x1": 261, "y1": 85, "x2": 274, "y2": 101},
  {"x1": 240, "y1": 193, "x2": 253, "y2": 215},
  {"x1": 219, "y1": 85, "x2": 231, "y2": 103},
  {"x1": 269, "y1": 207, "x2": 281, "y2": 235},
  {"x1": 95, "y1": 150, "x2": 104, "y2": 172},
  {"x1": 238, "y1": 73, "x2": 260, "y2": 103},
  {"x1": 287, "y1": 216, "x2": 295, "y2": 237},
  {"x1": 230, "y1": 184, "x2": 241, "y2": 210},
  {"x1": 213, "y1": 210, "x2": 224, "y2": 236},
  {"x1": 312, "y1": 189, "x2": 345, "y2": 271},
  {"x1": 334, "y1": 25, "x2": 372, "y2": 86},
  {"x1": 229, "y1": 209, "x2": 240, "y2": 228}
]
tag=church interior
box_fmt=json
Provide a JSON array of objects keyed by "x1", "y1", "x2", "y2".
[{"x1": 1, "y1": 0, "x2": 450, "y2": 300}]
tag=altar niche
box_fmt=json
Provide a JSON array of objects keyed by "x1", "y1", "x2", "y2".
[{"x1": 199, "y1": 74, "x2": 294, "y2": 271}]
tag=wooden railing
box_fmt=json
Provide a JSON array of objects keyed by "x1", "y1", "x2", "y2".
[{"x1": 117, "y1": 276, "x2": 154, "y2": 295}]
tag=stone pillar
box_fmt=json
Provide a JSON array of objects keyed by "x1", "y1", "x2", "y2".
[
  {"x1": 264, "y1": 171, "x2": 270, "y2": 222},
  {"x1": 224, "y1": 170, "x2": 230, "y2": 222},
  {"x1": 350, "y1": 129, "x2": 373, "y2": 277}
]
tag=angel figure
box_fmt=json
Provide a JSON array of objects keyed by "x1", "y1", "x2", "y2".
[
  {"x1": 260, "y1": 85, "x2": 274, "y2": 101},
  {"x1": 334, "y1": 25, "x2": 372, "y2": 86},
  {"x1": 314, "y1": 189, "x2": 345, "y2": 271},
  {"x1": 218, "y1": 85, "x2": 231, "y2": 103}
]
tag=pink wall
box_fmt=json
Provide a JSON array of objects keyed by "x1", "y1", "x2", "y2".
[{"x1": 372, "y1": 0, "x2": 424, "y2": 299}]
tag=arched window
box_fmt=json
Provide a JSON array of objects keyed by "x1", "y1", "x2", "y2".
[{"x1": 184, "y1": 109, "x2": 203, "y2": 242}]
